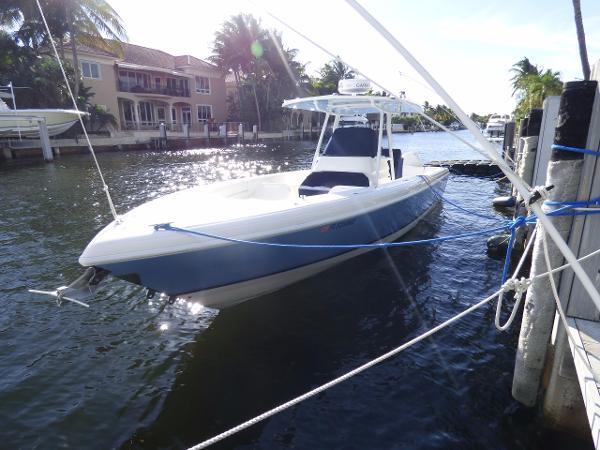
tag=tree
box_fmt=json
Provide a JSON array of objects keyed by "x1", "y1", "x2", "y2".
[
  {"x1": 470, "y1": 112, "x2": 491, "y2": 126},
  {"x1": 1, "y1": 0, "x2": 127, "y2": 101},
  {"x1": 510, "y1": 58, "x2": 563, "y2": 119},
  {"x1": 510, "y1": 57, "x2": 540, "y2": 95},
  {"x1": 311, "y1": 60, "x2": 355, "y2": 95},
  {"x1": 572, "y1": 0, "x2": 591, "y2": 80},
  {"x1": 0, "y1": 30, "x2": 77, "y2": 108},
  {"x1": 210, "y1": 14, "x2": 310, "y2": 131},
  {"x1": 210, "y1": 14, "x2": 267, "y2": 130},
  {"x1": 420, "y1": 102, "x2": 455, "y2": 127}
]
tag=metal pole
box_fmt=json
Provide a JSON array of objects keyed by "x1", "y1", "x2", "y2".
[
  {"x1": 374, "y1": 112, "x2": 384, "y2": 187},
  {"x1": 386, "y1": 113, "x2": 395, "y2": 179},
  {"x1": 312, "y1": 112, "x2": 330, "y2": 169},
  {"x1": 8, "y1": 82, "x2": 22, "y2": 140}
]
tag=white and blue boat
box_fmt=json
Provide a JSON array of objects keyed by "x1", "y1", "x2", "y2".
[{"x1": 78, "y1": 81, "x2": 449, "y2": 308}]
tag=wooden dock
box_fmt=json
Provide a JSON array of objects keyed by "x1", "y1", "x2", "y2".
[{"x1": 425, "y1": 159, "x2": 502, "y2": 176}]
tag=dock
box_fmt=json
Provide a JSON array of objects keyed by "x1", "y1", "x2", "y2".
[
  {"x1": 0, "y1": 125, "x2": 320, "y2": 162},
  {"x1": 503, "y1": 60, "x2": 600, "y2": 448},
  {"x1": 425, "y1": 159, "x2": 501, "y2": 176}
]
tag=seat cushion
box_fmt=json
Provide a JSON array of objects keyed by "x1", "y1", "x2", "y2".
[
  {"x1": 299, "y1": 171, "x2": 370, "y2": 196},
  {"x1": 322, "y1": 127, "x2": 378, "y2": 157}
]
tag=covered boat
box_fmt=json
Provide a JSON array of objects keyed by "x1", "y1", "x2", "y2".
[{"x1": 79, "y1": 84, "x2": 449, "y2": 308}]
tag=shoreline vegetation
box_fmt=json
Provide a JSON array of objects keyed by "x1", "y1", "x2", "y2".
[{"x1": 0, "y1": 1, "x2": 565, "y2": 151}]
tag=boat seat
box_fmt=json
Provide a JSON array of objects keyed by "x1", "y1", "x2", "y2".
[
  {"x1": 299, "y1": 171, "x2": 370, "y2": 196},
  {"x1": 298, "y1": 127, "x2": 382, "y2": 196},
  {"x1": 382, "y1": 148, "x2": 403, "y2": 178}
]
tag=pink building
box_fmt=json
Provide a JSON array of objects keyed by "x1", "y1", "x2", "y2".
[{"x1": 70, "y1": 43, "x2": 227, "y2": 132}]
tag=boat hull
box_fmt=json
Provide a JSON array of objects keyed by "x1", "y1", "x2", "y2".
[
  {"x1": 0, "y1": 109, "x2": 85, "y2": 137},
  {"x1": 96, "y1": 172, "x2": 447, "y2": 308}
]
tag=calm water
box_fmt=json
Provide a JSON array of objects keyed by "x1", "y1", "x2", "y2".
[{"x1": 0, "y1": 131, "x2": 592, "y2": 449}]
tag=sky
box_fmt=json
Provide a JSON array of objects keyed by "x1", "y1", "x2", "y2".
[{"x1": 108, "y1": 0, "x2": 600, "y2": 115}]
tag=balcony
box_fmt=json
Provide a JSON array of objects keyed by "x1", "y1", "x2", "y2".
[{"x1": 118, "y1": 81, "x2": 190, "y2": 98}]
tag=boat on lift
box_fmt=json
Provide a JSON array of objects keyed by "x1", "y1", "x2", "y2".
[
  {"x1": 0, "y1": 84, "x2": 86, "y2": 138},
  {"x1": 77, "y1": 79, "x2": 449, "y2": 309}
]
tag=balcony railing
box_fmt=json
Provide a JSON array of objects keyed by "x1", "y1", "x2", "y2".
[{"x1": 118, "y1": 81, "x2": 190, "y2": 97}]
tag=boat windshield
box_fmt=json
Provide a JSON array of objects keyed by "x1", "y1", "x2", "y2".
[{"x1": 322, "y1": 127, "x2": 379, "y2": 157}]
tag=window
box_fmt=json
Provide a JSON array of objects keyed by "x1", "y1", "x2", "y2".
[
  {"x1": 171, "y1": 107, "x2": 177, "y2": 123},
  {"x1": 182, "y1": 107, "x2": 192, "y2": 124},
  {"x1": 81, "y1": 61, "x2": 100, "y2": 79},
  {"x1": 155, "y1": 77, "x2": 161, "y2": 89},
  {"x1": 197, "y1": 104, "x2": 212, "y2": 122},
  {"x1": 138, "y1": 102, "x2": 154, "y2": 124},
  {"x1": 195, "y1": 76, "x2": 210, "y2": 94},
  {"x1": 136, "y1": 73, "x2": 150, "y2": 88},
  {"x1": 123, "y1": 102, "x2": 134, "y2": 122}
]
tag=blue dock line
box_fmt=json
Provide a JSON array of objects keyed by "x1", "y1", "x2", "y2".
[
  {"x1": 154, "y1": 222, "x2": 511, "y2": 250},
  {"x1": 418, "y1": 175, "x2": 500, "y2": 222},
  {"x1": 552, "y1": 144, "x2": 600, "y2": 157}
]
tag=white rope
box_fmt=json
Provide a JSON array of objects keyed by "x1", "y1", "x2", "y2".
[
  {"x1": 495, "y1": 227, "x2": 537, "y2": 331},
  {"x1": 35, "y1": 0, "x2": 120, "y2": 222},
  {"x1": 187, "y1": 289, "x2": 501, "y2": 450}
]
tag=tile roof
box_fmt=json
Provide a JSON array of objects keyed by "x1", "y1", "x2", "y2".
[{"x1": 77, "y1": 42, "x2": 218, "y2": 72}]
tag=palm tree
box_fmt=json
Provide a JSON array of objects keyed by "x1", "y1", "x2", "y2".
[
  {"x1": 62, "y1": 0, "x2": 127, "y2": 99},
  {"x1": 1, "y1": 0, "x2": 127, "y2": 100},
  {"x1": 572, "y1": 0, "x2": 591, "y2": 80},
  {"x1": 312, "y1": 59, "x2": 355, "y2": 94},
  {"x1": 513, "y1": 62, "x2": 563, "y2": 118},
  {"x1": 210, "y1": 14, "x2": 267, "y2": 130},
  {"x1": 524, "y1": 69, "x2": 563, "y2": 106},
  {"x1": 510, "y1": 57, "x2": 540, "y2": 95}
]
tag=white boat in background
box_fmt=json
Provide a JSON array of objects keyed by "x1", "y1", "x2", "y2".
[
  {"x1": 0, "y1": 85, "x2": 85, "y2": 138},
  {"x1": 77, "y1": 79, "x2": 449, "y2": 309},
  {"x1": 484, "y1": 113, "x2": 510, "y2": 138}
]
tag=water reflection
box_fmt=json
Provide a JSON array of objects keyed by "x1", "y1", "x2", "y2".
[
  {"x1": 124, "y1": 206, "x2": 441, "y2": 449},
  {"x1": 0, "y1": 132, "x2": 591, "y2": 450}
]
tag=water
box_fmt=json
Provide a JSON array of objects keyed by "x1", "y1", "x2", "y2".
[{"x1": 0, "y1": 131, "x2": 592, "y2": 449}]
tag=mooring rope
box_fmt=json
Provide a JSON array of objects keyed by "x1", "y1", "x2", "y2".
[
  {"x1": 154, "y1": 222, "x2": 509, "y2": 250},
  {"x1": 418, "y1": 175, "x2": 500, "y2": 222},
  {"x1": 494, "y1": 227, "x2": 536, "y2": 331},
  {"x1": 187, "y1": 289, "x2": 502, "y2": 450},
  {"x1": 551, "y1": 144, "x2": 600, "y2": 157},
  {"x1": 34, "y1": 0, "x2": 119, "y2": 221}
]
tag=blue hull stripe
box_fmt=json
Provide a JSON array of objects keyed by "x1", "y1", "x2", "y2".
[{"x1": 101, "y1": 178, "x2": 446, "y2": 295}]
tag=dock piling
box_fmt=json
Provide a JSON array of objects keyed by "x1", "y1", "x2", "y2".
[
  {"x1": 37, "y1": 119, "x2": 53, "y2": 162},
  {"x1": 512, "y1": 80, "x2": 598, "y2": 407}
]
